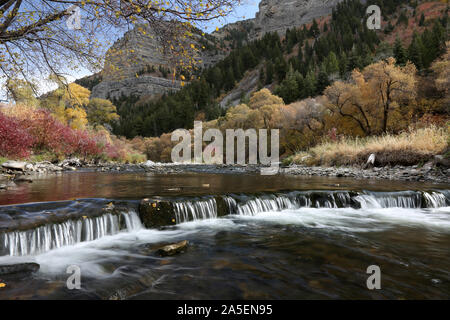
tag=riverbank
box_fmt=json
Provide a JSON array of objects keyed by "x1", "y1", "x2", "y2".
[{"x1": 1, "y1": 158, "x2": 449, "y2": 189}]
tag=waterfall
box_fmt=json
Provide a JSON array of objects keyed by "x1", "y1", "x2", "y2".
[
  {"x1": 173, "y1": 198, "x2": 218, "y2": 223},
  {"x1": 233, "y1": 190, "x2": 449, "y2": 215},
  {"x1": 1, "y1": 210, "x2": 141, "y2": 256},
  {"x1": 423, "y1": 191, "x2": 448, "y2": 208},
  {"x1": 236, "y1": 195, "x2": 297, "y2": 216}
]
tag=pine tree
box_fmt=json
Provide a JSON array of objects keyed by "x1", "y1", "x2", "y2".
[
  {"x1": 309, "y1": 19, "x2": 320, "y2": 38},
  {"x1": 419, "y1": 13, "x2": 425, "y2": 26},
  {"x1": 265, "y1": 61, "x2": 274, "y2": 85},
  {"x1": 326, "y1": 52, "x2": 340, "y2": 74},
  {"x1": 394, "y1": 37, "x2": 407, "y2": 65},
  {"x1": 408, "y1": 32, "x2": 424, "y2": 69},
  {"x1": 316, "y1": 69, "x2": 330, "y2": 95}
]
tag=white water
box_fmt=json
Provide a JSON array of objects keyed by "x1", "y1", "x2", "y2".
[
  {"x1": 173, "y1": 198, "x2": 218, "y2": 223},
  {"x1": 0, "y1": 190, "x2": 448, "y2": 261},
  {"x1": 1, "y1": 210, "x2": 141, "y2": 256}
]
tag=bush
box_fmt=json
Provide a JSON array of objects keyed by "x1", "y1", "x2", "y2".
[
  {"x1": 290, "y1": 125, "x2": 449, "y2": 167},
  {"x1": 0, "y1": 112, "x2": 34, "y2": 158}
]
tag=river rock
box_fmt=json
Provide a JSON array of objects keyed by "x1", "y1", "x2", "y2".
[
  {"x1": 59, "y1": 158, "x2": 82, "y2": 167},
  {"x1": 434, "y1": 155, "x2": 450, "y2": 168},
  {"x1": 139, "y1": 198, "x2": 177, "y2": 228},
  {"x1": 1, "y1": 160, "x2": 28, "y2": 171},
  {"x1": 0, "y1": 263, "x2": 40, "y2": 275},
  {"x1": 156, "y1": 240, "x2": 189, "y2": 257}
]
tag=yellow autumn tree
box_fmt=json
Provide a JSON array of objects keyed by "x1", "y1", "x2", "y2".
[
  {"x1": 325, "y1": 57, "x2": 417, "y2": 135},
  {"x1": 86, "y1": 98, "x2": 120, "y2": 128},
  {"x1": 248, "y1": 88, "x2": 284, "y2": 110},
  {"x1": 41, "y1": 82, "x2": 90, "y2": 129}
]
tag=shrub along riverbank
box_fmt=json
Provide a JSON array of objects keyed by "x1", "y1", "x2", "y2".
[
  {"x1": 286, "y1": 125, "x2": 450, "y2": 167},
  {"x1": 0, "y1": 104, "x2": 145, "y2": 163}
]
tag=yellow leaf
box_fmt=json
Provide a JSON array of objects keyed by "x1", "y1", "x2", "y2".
[{"x1": 0, "y1": 283, "x2": 5, "y2": 288}]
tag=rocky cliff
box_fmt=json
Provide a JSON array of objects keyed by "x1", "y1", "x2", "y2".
[
  {"x1": 250, "y1": 0, "x2": 343, "y2": 39},
  {"x1": 215, "y1": 0, "x2": 344, "y2": 40},
  {"x1": 91, "y1": 24, "x2": 224, "y2": 99},
  {"x1": 91, "y1": 0, "x2": 344, "y2": 100}
]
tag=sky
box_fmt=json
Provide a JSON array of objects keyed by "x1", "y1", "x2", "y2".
[
  {"x1": 204, "y1": 0, "x2": 260, "y2": 33},
  {"x1": 59, "y1": 1, "x2": 262, "y2": 85},
  {"x1": 0, "y1": 1, "x2": 261, "y2": 100}
]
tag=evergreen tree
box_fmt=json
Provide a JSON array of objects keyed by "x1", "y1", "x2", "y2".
[
  {"x1": 394, "y1": 37, "x2": 408, "y2": 65},
  {"x1": 265, "y1": 61, "x2": 274, "y2": 85},
  {"x1": 419, "y1": 13, "x2": 425, "y2": 26},
  {"x1": 316, "y1": 69, "x2": 330, "y2": 95},
  {"x1": 309, "y1": 19, "x2": 320, "y2": 38},
  {"x1": 408, "y1": 32, "x2": 424, "y2": 69}
]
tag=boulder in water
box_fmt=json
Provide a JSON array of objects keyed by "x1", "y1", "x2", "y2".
[
  {"x1": 0, "y1": 263, "x2": 40, "y2": 275},
  {"x1": 157, "y1": 240, "x2": 189, "y2": 257},
  {"x1": 139, "y1": 198, "x2": 177, "y2": 228}
]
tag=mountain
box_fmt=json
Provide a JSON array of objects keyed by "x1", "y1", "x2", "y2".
[
  {"x1": 89, "y1": 0, "x2": 346, "y2": 100},
  {"x1": 106, "y1": 0, "x2": 448, "y2": 139},
  {"x1": 235, "y1": 0, "x2": 344, "y2": 40}
]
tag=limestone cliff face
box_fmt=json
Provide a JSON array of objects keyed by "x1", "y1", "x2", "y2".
[
  {"x1": 91, "y1": 75, "x2": 182, "y2": 100},
  {"x1": 216, "y1": 0, "x2": 344, "y2": 40},
  {"x1": 252, "y1": 0, "x2": 343, "y2": 37},
  {"x1": 91, "y1": 0, "x2": 344, "y2": 99},
  {"x1": 91, "y1": 24, "x2": 223, "y2": 99}
]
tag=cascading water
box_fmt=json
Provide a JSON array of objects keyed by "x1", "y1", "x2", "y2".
[
  {"x1": 231, "y1": 190, "x2": 450, "y2": 216},
  {"x1": 236, "y1": 194, "x2": 297, "y2": 216},
  {"x1": 173, "y1": 198, "x2": 218, "y2": 223},
  {"x1": 1, "y1": 190, "x2": 448, "y2": 257},
  {"x1": 1, "y1": 209, "x2": 142, "y2": 256}
]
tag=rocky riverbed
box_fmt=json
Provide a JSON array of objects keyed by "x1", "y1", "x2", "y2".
[{"x1": 0, "y1": 158, "x2": 449, "y2": 190}]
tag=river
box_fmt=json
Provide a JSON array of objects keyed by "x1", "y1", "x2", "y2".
[{"x1": 0, "y1": 171, "x2": 449, "y2": 299}]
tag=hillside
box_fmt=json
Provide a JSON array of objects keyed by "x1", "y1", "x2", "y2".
[{"x1": 103, "y1": 0, "x2": 448, "y2": 140}]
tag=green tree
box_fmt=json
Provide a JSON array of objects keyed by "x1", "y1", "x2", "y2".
[
  {"x1": 86, "y1": 98, "x2": 120, "y2": 128},
  {"x1": 394, "y1": 37, "x2": 408, "y2": 65}
]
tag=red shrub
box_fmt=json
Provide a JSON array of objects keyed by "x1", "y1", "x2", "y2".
[{"x1": 0, "y1": 113, "x2": 34, "y2": 158}]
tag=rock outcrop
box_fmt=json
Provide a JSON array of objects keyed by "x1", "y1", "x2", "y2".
[
  {"x1": 91, "y1": 0, "x2": 344, "y2": 99},
  {"x1": 91, "y1": 75, "x2": 182, "y2": 100},
  {"x1": 249, "y1": 0, "x2": 343, "y2": 40},
  {"x1": 91, "y1": 23, "x2": 224, "y2": 100}
]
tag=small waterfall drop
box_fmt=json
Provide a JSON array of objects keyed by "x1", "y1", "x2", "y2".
[
  {"x1": 236, "y1": 195, "x2": 297, "y2": 216},
  {"x1": 173, "y1": 198, "x2": 218, "y2": 223},
  {"x1": 1, "y1": 209, "x2": 141, "y2": 256}
]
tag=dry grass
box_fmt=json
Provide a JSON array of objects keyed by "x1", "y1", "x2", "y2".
[{"x1": 290, "y1": 125, "x2": 449, "y2": 167}]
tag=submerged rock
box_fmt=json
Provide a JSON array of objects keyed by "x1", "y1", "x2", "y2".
[
  {"x1": 0, "y1": 263, "x2": 40, "y2": 275},
  {"x1": 157, "y1": 240, "x2": 189, "y2": 257}
]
